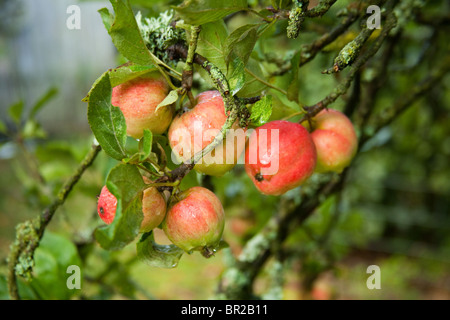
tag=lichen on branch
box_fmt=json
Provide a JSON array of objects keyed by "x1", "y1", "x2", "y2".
[
  {"x1": 136, "y1": 10, "x2": 185, "y2": 63},
  {"x1": 287, "y1": 0, "x2": 308, "y2": 39}
]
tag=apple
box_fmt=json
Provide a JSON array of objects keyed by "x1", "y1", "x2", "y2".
[
  {"x1": 303, "y1": 109, "x2": 357, "y2": 173},
  {"x1": 244, "y1": 120, "x2": 317, "y2": 196},
  {"x1": 97, "y1": 182, "x2": 166, "y2": 232},
  {"x1": 111, "y1": 72, "x2": 174, "y2": 139},
  {"x1": 162, "y1": 186, "x2": 225, "y2": 257},
  {"x1": 168, "y1": 90, "x2": 246, "y2": 176},
  {"x1": 140, "y1": 185, "x2": 167, "y2": 232},
  {"x1": 97, "y1": 185, "x2": 117, "y2": 225}
]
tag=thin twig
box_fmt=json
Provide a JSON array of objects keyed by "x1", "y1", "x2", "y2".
[
  {"x1": 299, "y1": 11, "x2": 398, "y2": 123},
  {"x1": 182, "y1": 25, "x2": 201, "y2": 106},
  {"x1": 305, "y1": 0, "x2": 338, "y2": 17},
  {"x1": 270, "y1": 12, "x2": 359, "y2": 76},
  {"x1": 7, "y1": 142, "x2": 102, "y2": 299},
  {"x1": 361, "y1": 56, "x2": 450, "y2": 146}
]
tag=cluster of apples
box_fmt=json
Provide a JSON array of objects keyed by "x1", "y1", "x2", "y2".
[{"x1": 96, "y1": 72, "x2": 358, "y2": 255}]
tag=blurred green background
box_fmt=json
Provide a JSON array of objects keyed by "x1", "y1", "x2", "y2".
[{"x1": 0, "y1": 0, "x2": 449, "y2": 300}]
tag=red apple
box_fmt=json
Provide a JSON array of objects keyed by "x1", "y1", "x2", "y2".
[
  {"x1": 97, "y1": 182, "x2": 166, "y2": 232},
  {"x1": 168, "y1": 90, "x2": 246, "y2": 176},
  {"x1": 97, "y1": 185, "x2": 117, "y2": 225},
  {"x1": 111, "y1": 72, "x2": 174, "y2": 139},
  {"x1": 304, "y1": 109, "x2": 357, "y2": 173},
  {"x1": 244, "y1": 120, "x2": 317, "y2": 196},
  {"x1": 162, "y1": 186, "x2": 225, "y2": 257}
]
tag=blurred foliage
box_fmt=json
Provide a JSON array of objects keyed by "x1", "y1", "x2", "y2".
[{"x1": 0, "y1": 0, "x2": 449, "y2": 300}]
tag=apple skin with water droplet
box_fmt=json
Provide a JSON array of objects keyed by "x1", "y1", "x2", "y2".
[
  {"x1": 111, "y1": 72, "x2": 174, "y2": 139},
  {"x1": 302, "y1": 109, "x2": 358, "y2": 173},
  {"x1": 97, "y1": 185, "x2": 117, "y2": 225},
  {"x1": 244, "y1": 120, "x2": 317, "y2": 196},
  {"x1": 162, "y1": 186, "x2": 225, "y2": 257},
  {"x1": 168, "y1": 90, "x2": 246, "y2": 176},
  {"x1": 97, "y1": 183, "x2": 167, "y2": 232}
]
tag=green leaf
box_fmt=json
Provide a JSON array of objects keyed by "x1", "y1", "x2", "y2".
[
  {"x1": 31, "y1": 232, "x2": 82, "y2": 300},
  {"x1": 22, "y1": 120, "x2": 47, "y2": 139},
  {"x1": 137, "y1": 232, "x2": 184, "y2": 268},
  {"x1": 122, "y1": 153, "x2": 140, "y2": 164},
  {"x1": 98, "y1": 7, "x2": 114, "y2": 30},
  {"x1": 139, "y1": 129, "x2": 153, "y2": 162},
  {"x1": 228, "y1": 57, "x2": 246, "y2": 96},
  {"x1": 100, "y1": 1, "x2": 153, "y2": 65},
  {"x1": 110, "y1": 64, "x2": 157, "y2": 88},
  {"x1": 271, "y1": 0, "x2": 279, "y2": 9},
  {"x1": 180, "y1": 169, "x2": 200, "y2": 190},
  {"x1": 239, "y1": 58, "x2": 268, "y2": 97},
  {"x1": 174, "y1": 0, "x2": 248, "y2": 25},
  {"x1": 216, "y1": 239, "x2": 230, "y2": 251},
  {"x1": 279, "y1": 0, "x2": 291, "y2": 9},
  {"x1": 0, "y1": 119, "x2": 7, "y2": 134},
  {"x1": 87, "y1": 72, "x2": 128, "y2": 161},
  {"x1": 0, "y1": 276, "x2": 38, "y2": 300},
  {"x1": 95, "y1": 163, "x2": 146, "y2": 251},
  {"x1": 29, "y1": 87, "x2": 58, "y2": 120},
  {"x1": 155, "y1": 89, "x2": 178, "y2": 112},
  {"x1": 250, "y1": 95, "x2": 273, "y2": 126},
  {"x1": 83, "y1": 63, "x2": 156, "y2": 102},
  {"x1": 287, "y1": 51, "x2": 301, "y2": 102},
  {"x1": 196, "y1": 20, "x2": 228, "y2": 73},
  {"x1": 225, "y1": 23, "x2": 261, "y2": 66},
  {"x1": 152, "y1": 134, "x2": 175, "y2": 170},
  {"x1": 129, "y1": 0, "x2": 174, "y2": 7},
  {"x1": 8, "y1": 100, "x2": 24, "y2": 125}
]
